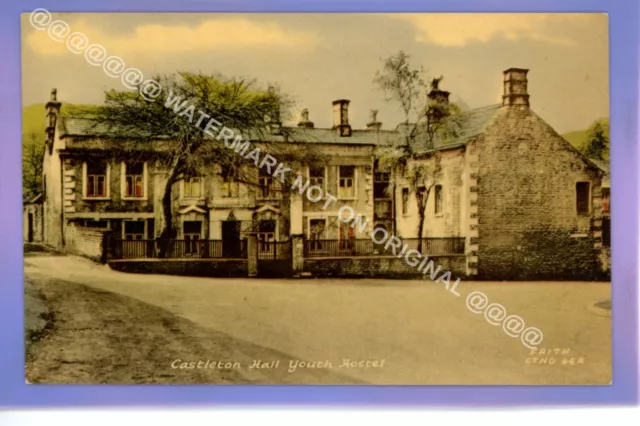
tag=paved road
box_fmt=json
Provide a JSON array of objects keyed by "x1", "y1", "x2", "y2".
[{"x1": 24, "y1": 251, "x2": 611, "y2": 384}]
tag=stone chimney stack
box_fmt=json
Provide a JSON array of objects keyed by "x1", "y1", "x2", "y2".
[
  {"x1": 332, "y1": 99, "x2": 351, "y2": 137},
  {"x1": 502, "y1": 68, "x2": 529, "y2": 108},
  {"x1": 45, "y1": 88, "x2": 61, "y2": 149},
  {"x1": 266, "y1": 85, "x2": 282, "y2": 135},
  {"x1": 297, "y1": 108, "x2": 314, "y2": 128},
  {"x1": 366, "y1": 109, "x2": 382, "y2": 131}
]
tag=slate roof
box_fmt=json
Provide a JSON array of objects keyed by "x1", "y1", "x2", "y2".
[
  {"x1": 58, "y1": 115, "x2": 402, "y2": 146},
  {"x1": 409, "y1": 104, "x2": 503, "y2": 154},
  {"x1": 58, "y1": 117, "x2": 165, "y2": 139},
  {"x1": 58, "y1": 104, "x2": 503, "y2": 150}
]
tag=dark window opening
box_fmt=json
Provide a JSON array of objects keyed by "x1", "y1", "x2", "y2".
[
  {"x1": 124, "y1": 221, "x2": 145, "y2": 240},
  {"x1": 602, "y1": 216, "x2": 611, "y2": 247},
  {"x1": 576, "y1": 182, "x2": 591, "y2": 215},
  {"x1": 309, "y1": 166, "x2": 325, "y2": 190},
  {"x1": 374, "y1": 172, "x2": 390, "y2": 199},
  {"x1": 434, "y1": 185, "x2": 443, "y2": 215}
]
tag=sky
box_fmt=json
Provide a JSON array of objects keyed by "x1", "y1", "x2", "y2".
[{"x1": 21, "y1": 13, "x2": 609, "y2": 134}]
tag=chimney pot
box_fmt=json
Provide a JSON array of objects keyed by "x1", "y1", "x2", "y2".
[
  {"x1": 366, "y1": 109, "x2": 382, "y2": 131},
  {"x1": 297, "y1": 108, "x2": 314, "y2": 128},
  {"x1": 502, "y1": 68, "x2": 529, "y2": 108}
]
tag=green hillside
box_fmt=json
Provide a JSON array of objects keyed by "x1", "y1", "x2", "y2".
[
  {"x1": 561, "y1": 118, "x2": 609, "y2": 152},
  {"x1": 22, "y1": 103, "x2": 96, "y2": 198}
]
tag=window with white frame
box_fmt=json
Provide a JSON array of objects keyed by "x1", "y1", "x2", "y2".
[
  {"x1": 309, "y1": 166, "x2": 325, "y2": 191},
  {"x1": 309, "y1": 219, "x2": 326, "y2": 250},
  {"x1": 220, "y1": 165, "x2": 239, "y2": 198},
  {"x1": 183, "y1": 177, "x2": 203, "y2": 199},
  {"x1": 124, "y1": 162, "x2": 144, "y2": 198},
  {"x1": 338, "y1": 166, "x2": 355, "y2": 199},
  {"x1": 85, "y1": 160, "x2": 108, "y2": 198}
]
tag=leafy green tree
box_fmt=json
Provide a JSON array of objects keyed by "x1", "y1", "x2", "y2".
[
  {"x1": 373, "y1": 50, "x2": 426, "y2": 124},
  {"x1": 23, "y1": 132, "x2": 44, "y2": 199},
  {"x1": 88, "y1": 72, "x2": 295, "y2": 250},
  {"x1": 582, "y1": 120, "x2": 609, "y2": 161}
]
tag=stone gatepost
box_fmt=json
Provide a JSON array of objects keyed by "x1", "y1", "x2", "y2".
[
  {"x1": 247, "y1": 234, "x2": 258, "y2": 277},
  {"x1": 291, "y1": 234, "x2": 305, "y2": 276}
]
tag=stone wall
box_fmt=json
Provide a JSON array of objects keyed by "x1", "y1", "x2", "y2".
[
  {"x1": 304, "y1": 255, "x2": 467, "y2": 278},
  {"x1": 476, "y1": 107, "x2": 605, "y2": 280},
  {"x1": 23, "y1": 203, "x2": 44, "y2": 243},
  {"x1": 109, "y1": 259, "x2": 248, "y2": 277},
  {"x1": 63, "y1": 222, "x2": 110, "y2": 262}
]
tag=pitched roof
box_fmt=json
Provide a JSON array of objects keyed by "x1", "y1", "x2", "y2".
[
  {"x1": 58, "y1": 115, "x2": 402, "y2": 146},
  {"x1": 260, "y1": 127, "x2": 401, "y2": 146},
  {"x1": 23, "y1": 193, "x2": 42, "y2": 204},
  {"x1": 409, "y1": 104, "x2": 503, "y2": 154},
  {"x1": 58, "y1": 116, "x2": 167, "y2": 139}
]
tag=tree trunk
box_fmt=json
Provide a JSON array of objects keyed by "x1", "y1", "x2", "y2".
[
  {"x1": 417, "y1": 211, "x2": 425, "y2": 255},
  {"x1": 158, "y1": 159, "x2": 182, "y2": 258}
]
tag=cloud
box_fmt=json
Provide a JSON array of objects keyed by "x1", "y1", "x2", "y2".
[
  {"x1": 24, "y1": 16, "x2": 319, "y2": 57},
  {"x1": 390, "y1": 13, "x2": 591, "y2": 47}
]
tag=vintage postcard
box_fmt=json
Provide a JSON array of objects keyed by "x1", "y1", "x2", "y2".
[{"x1": 22, "y1": 12, "x2": 611, "y2": 385}]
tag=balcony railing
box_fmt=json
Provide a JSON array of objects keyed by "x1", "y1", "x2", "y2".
[
  {"x1": 304, "y1": 237, "x2": 465, "y2": 258},
  {"x1": 111, "y1": 239, "x2": 248, "y2": 260}
]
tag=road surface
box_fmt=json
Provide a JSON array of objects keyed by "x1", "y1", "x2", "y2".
[{"x1": 24, "y1": 249, "x2": 611, "y2": 385}]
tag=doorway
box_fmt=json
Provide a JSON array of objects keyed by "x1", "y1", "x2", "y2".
[{"x1": 222, "y1": 220, "x2": 241, "y2": 257}]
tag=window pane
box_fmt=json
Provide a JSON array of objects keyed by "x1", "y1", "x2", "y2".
[
  {"x1": 135, "y1": 176, "x2": 143, "y2": 197},
  {"x1": 97, "y1": 176, "x2": 105, "y2": 196},
  {"x1": 87, "y1": 176, "x2": 95, "y2": 196}
]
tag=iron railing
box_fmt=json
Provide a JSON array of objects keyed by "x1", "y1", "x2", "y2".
[
  {"x1": 111, "y1": 239, "x2": 248, "y2": 260},
  {"x1": 304, "y1": 237, "x2": 465, "y2": 258},
  {"x1": 257, "y1": 240, "x2": 292, "y2": 260}
]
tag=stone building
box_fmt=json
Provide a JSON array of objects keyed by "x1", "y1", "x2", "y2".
[
  {"x1": 395, "y1": 68, "x2": 609, "y2": 280},
  {"x1": 38, "y1": 68, "x2": 610, "y2": 280}
]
